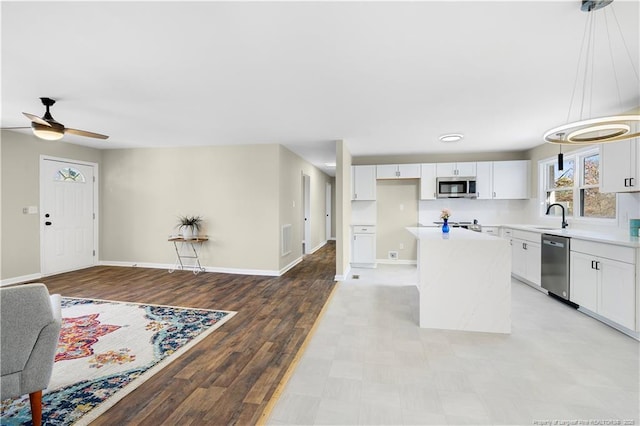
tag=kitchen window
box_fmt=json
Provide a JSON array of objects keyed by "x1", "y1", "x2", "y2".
[{"x1": 540, "y1": 147, "x2": 616, "y2": 221}]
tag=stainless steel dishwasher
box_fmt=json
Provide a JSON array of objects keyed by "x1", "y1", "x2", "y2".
[{"x1": 541, "y1": 234, "x2": 571, "y2": 300}]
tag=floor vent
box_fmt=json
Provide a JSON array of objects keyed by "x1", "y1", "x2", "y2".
[
  {"x1": 281, "y1": 224, "x2": 292, "y2": 256},
  {"x1": 352, "y1": 274, "x2": 360, "y2": 279}
]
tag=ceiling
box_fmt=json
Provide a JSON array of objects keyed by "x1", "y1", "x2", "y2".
[{"x1": 2, "y1": 1, "x2": 639, "y2": 176}]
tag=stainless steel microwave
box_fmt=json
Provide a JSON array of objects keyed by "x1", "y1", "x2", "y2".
[{"x1": 436, "y1": 177, "x2": 477, "y2": 198}]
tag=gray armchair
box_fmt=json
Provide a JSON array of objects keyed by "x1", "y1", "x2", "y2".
[{"x1": 1, "y1": 283, "x2": 62, "y2": 426}]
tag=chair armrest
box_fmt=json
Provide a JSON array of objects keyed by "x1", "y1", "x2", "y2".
[{"x1": 49, "y1": 294, "x2": 62, "y2": 324}]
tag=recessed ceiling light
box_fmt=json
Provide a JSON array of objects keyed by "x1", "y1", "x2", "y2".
[
  {"x1": 439, "y1": 133, "x2": 464, "y2": 143},
  {"x1": 324, "y1": 162, "x2": 336, "y2": 168}
]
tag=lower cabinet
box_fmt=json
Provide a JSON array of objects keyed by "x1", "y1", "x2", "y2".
[
  {"x1": 569, "y1": 240, "x2": 636, "y2": 330},
  {"x1": 510, "y1": 230, "x2": 541, "y2": 287},
  {"x1": 570, "y1": 249, "x2": 636, "y2": 330},
  {"x1": 352, "y1": 225, "x2": 376, "y2": 268}
]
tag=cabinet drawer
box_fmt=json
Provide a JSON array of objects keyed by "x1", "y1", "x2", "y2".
[
  {"x1": 512, "y1": 229, "x2": 540, "y2": 243},
  {"x1": 571, "y1": 239, "x2": 635, "y2": 264},
  {"x1": 353, "y1": 225, "x2": 376, "y2": 234}
]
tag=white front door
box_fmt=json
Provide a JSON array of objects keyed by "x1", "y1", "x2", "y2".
[{"x1": 41, "y1": 158, "x2": 96, "y2": 275}]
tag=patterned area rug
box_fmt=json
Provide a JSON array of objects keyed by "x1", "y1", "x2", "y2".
[{"x1": 1, "y1": 297, "x2": 236, "y2": 425}]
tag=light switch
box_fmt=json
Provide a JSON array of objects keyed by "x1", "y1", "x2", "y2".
[{"x1": 28, "y1": 206, "x2": 38, "y2": 214}]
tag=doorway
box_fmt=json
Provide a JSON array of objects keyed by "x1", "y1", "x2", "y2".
[
  {"x1": 40, "y1": 157, "x2": 97, "y2": 275},
  {"x1": 325, "y1": 182, "x2": 332, "y2": 240}
]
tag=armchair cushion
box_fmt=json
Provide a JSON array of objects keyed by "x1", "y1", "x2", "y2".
[{"x1": 1, "y1": 283, "x2": 62, "y2": 400}]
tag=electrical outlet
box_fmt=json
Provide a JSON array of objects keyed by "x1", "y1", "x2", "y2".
[
  {"x1": 399, "y1": 243, "x2": 404, "y2": 250},
  {"x1": 389, "y1": 251, "x2": 398, "y2": 259}
]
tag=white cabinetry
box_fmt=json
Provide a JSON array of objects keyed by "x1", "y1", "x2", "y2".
[
  {"x1": 352, "y1": 165, "x2": 376, "y2": 200},
  {"x1": 509, "y1": 229, "x2": 541, "y2": 287},
  {"x1": 481, "y1": 226, "x2": 500, "y2": 237},
  {"x1": 476, "y1": 160, "x2": 530, "y2": 200},
  {"x1": 420, "y1": 164, "x2": 437, "y2": 200},
  {"x1": 493, "y1": 161, "x2": 530, "y2": 199},
  {"x1": 570, "y1": 240, "x2": 636, "y2": 330},
  {"x1": 352, "y1": 225, "x2": 376, "y2": 268},
  {"x1": 601, "y1": 139, "x2": 640, "y2": 193},
  {"x1": 377, "y1": 164, "x2": 421, "y2": 179},
  {"x1": 436, "y1": 162, "x2": 476, "y2": 177}
]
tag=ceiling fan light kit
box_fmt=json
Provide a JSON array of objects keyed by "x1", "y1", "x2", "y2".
[
  {"x1": 31, "y1": 122, "x2": 64, "y2": 141},
  {"x1": 544, "y1": 0, "x2": 640, "y2": 146}
]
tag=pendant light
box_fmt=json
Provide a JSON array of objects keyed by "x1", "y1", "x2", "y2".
[{"x1": 543, "y1": 0, "x2": 640, "y2": 146}]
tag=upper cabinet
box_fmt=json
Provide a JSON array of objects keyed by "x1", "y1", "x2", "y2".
[
  {"x1": 376, "y1": 164, "x2": 421, "y2": 179},
  {"x1": 476, "y1": 160, "x2": 530, "y2": 200},
  {"x1": 601, "y1": 139, "x2": 640, "y2": 193},
  {"x1": 352, "y1": 165, "x2": 376, "y2": 200},
  {"x1": 436, "y1": 162, "x2": 476, "y2": 177},
  {"x1": 420, "y1": 164, "x2": 437, "y2": 200},
  {"x1": 493, "y1": 160, "x2": 530, "y2": 199}
]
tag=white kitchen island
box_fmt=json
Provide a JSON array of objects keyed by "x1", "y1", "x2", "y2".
[{"x1": 407, "y1": 227, "x2": 511, "y2": 334}]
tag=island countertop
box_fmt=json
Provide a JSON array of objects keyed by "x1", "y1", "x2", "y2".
[
  {"x1": 407, "y1": 226, "x2": 511, "y2": 334},
  {"x1": 406, "y1": 226, "x2": 498, "y2": 241}
]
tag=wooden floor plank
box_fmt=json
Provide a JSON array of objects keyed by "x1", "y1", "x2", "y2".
[{"x1": 36, "y1": 241, "x2": 336, "y2": 425}]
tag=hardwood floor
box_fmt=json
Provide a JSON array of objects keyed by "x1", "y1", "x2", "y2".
[{"x1": 38, "y1": 241, "x2": 336, "y2": 425}]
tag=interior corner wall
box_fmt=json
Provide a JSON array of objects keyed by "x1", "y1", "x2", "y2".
[
  {"x1": 336, "y1": 140, "x2": 352, "y2": 279},
  {"x1": 278, "y1": 145, "x2": 333, "y2": 272},
  {"x1": 101, "y1": 144, "x2": 280, "y2": 272},
  {"x1": 0, "y1": 131, "x2": 103, "y2": 280}
]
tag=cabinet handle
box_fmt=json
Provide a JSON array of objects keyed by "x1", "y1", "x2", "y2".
[
  {"x1": 591, "y1": 260, "x2": 595, "y2": 269},
  {"x1": 624, "y1": 178, "x2": 629, "y2": 187},
  {"x1": 493, "y1": 192, "x2": 496, "y2": 198},
  {"x1": 595, "y1": 261, "x2": 600, "y2": 270},
  {"x1": 630, "y1": 177, "x2": 635, "y2": 187},
  {"x1": 354, "y1": 235, "x2": 357, "y2": 241},
  {"x1": 523, "y1": 242, "x2": 527, "y2": 250},
  {"x1": 354, "y1": 193, "x2": 357, "y2": 199}
]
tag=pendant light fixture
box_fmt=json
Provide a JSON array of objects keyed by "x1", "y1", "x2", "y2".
[{"x1": 543, "y1": 0, "x2": 640, "y2": 146}]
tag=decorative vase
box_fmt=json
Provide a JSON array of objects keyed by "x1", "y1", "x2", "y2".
[
  {"x1": 182, "y1": 226, "x2": 196, "y2": 240},
  {"x1": 442, "y1": 218, "x2": 450, "y2": 233}
]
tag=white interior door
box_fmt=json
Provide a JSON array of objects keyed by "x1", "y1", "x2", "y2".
[
  {"x1": 303, "y1": 174, "x2": 311, "y2": 254},
  {"x1": 41, "y1": 158, "x2": 96, "y2": 275},
  {"x1": 325, "y1": 183, "x2": 332, "y2": 240}
]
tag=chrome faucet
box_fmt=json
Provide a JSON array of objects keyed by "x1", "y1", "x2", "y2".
[{"x1": 546, "y1": 203, "x2": 568, "y2": 229}]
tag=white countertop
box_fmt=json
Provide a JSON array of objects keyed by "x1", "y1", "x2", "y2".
[
  {"x1": 502, "y1": 224, "x2": 640, "y2": 248},
  {"x1": 406, "y1": 227, "x2": 498, "y2": 241}
]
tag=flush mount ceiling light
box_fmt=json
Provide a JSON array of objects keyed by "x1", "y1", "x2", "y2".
[
  {"x1": 543, "y1": 0, "x2": 640, "y2": 145},
  {"x1": 439, "y1": 134, "x2": 464, "y2": 143}
]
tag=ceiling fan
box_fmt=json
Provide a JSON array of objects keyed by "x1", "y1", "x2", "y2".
[{"x1": 2, "y1": 97, "x2": 109, "y2": 141}]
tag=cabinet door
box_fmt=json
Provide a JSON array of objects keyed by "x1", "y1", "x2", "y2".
[
  {"x1": 420, "y1": 164, "x2": 437, "y2": 200},
  {"x1": 436, "y1": 163, "x2": 457, "y2": 177},
  {"x1": 352, "y1": 165, "x2": 376, "y2": 200},
  {"x1": 492, "y1": 160, "x2": 530, "y2": 199},
  {"x1": 601, "y1": 139, "x2": 638, "y2": 193},
  {"x1": 476, "y1": 161, "x2": 493, "y2": 199},
  {"x1": 598, "y1": 258, "x2": 636, "y2": 330},
  {"x1": 398, "y1": 164, "x2": 421, "y2": 179},
  {"x1": 570, "y1": 252, "x2": 598, "y2": 311},
  {"x1": 524, "y1": 241, "x2": 541, "y2": 286},
  {"x1": 456, "y1": 162, "x2": 477, "y2": 177},
  {"x1": 376, "y1": 164, "x2": 398, "y2": 179},
  {"x1": 352, "y1": 233, "x2": 376, "y2": 263},
  {"x1": 511, "y1": 239, "x2": 527, "y2": 278}
]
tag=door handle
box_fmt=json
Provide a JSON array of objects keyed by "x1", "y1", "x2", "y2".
[{"x1": 45, "y1": 221, "x2": 52, "y2": 226}]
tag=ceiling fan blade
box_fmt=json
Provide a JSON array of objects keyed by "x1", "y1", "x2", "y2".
[
  {"x1": 1, "y1": 126, "x2": 31, "y2": 130},
  {"x1": 65, "y1": 127, "x2": 109, "y2": 140},
  {"x1": 22, "y1": 112, "x2": 52, "y2": 126}
]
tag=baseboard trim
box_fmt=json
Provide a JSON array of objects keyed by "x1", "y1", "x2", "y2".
[
  {"x1": 279, "y1": 257, "x2": 303, "y2": 276},
  {"x1": 99, "y1": 261, "x2": 282, "y2": 277},
  {"x1": 0, "y1": 273, "x2": 43, "y2": 287},
  {"x1": 306, "y1": 240, "x2": 327, "y2": 255},
  {"x1": 334, "y1": 265, "x2": 351, "y2": 281}
]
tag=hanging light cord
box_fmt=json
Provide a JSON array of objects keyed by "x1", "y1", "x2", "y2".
[{"x1": 566, "y1": 10, "x2": 592, "y2": 124}]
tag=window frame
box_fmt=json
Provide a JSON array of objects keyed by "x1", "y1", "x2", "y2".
[{"x1": 538, "y1": 146, "x2": 617, "y2": 224}]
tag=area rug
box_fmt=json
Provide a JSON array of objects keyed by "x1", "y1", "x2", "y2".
[{"x1": 0, "y1": 297, "x2": 236, "y2": 426}]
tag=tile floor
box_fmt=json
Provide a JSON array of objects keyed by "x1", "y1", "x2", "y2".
[{"x1": 267, "y1": 264, "x2": 640, "y2": 425}]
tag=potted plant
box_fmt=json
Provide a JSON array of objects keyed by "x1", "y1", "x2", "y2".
[{"x1": 177, "y1": 215, "x2": 203, "y2": 240}]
